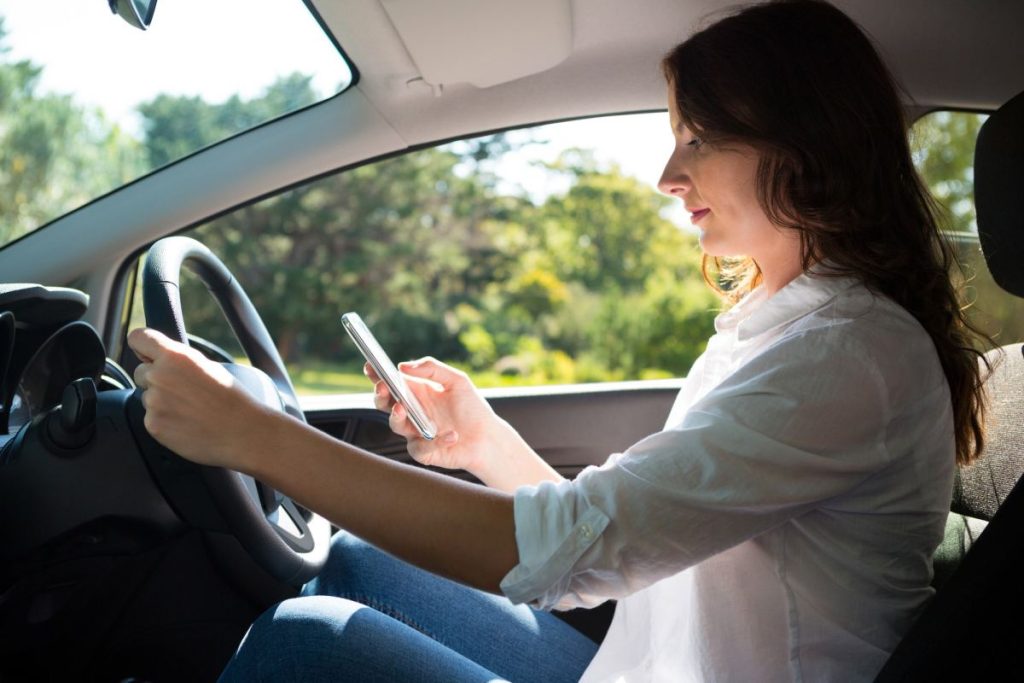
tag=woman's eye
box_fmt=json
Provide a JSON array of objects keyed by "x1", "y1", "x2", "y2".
[{"x1": 687, "y1": 137, "x2": 704, "y2": 148}]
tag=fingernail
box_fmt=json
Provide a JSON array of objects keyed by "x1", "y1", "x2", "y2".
[{"x1": 443, "y1": 431, "x2": 458, "y2": 444}]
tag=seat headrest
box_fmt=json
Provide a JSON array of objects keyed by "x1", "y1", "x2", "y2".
[{"x1": 976, "y1": 89, "x2": 1024, "y2": 297}]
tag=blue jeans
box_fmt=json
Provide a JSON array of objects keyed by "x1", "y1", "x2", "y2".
[{"x1": 217, "y1": 531, "x2": 599, "y2": 682}]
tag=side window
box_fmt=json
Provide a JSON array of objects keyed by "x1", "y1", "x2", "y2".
[
  {"x1": 131, "y1": 114, "x2": 718, "y2": 395},
  {"x1": 910, "y1": 111, "x2": 1024, "y2": 345}
]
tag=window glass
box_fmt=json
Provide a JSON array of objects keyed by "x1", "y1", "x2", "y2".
[
  {"x1": 0, "y1": 1, "x2": 352, "y2": 248},
  {"x1": 910, "y1": 111, "x2": 1024, "y2": 345},
  {"x1": 128, "y1": 110, "x2": 1021, "y2": 396},
  {"x1": 130, "y1": 114, "x2": 719, "y2": 395}
]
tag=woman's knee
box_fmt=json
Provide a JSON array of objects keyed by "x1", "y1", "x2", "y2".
[
  {"x1": 246, "y1": 596, "x2": 365, "y2": 652},
  {"x1": 220, "y1": 596, "x2": 372, "y2": 681}
]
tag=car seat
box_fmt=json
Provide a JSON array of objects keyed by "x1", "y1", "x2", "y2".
[{"x1": 874, "y1": 88, "x2": 1024, "y2": 681}]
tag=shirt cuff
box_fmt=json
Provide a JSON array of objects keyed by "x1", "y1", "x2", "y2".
[{"x1": 499, "y1": 479, "x2": 611, "y2": 610}]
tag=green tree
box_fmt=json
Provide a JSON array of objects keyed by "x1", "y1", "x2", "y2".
[
  {"x1": 531, "y1": 152, "x2": 716, "y2": 370},
  {"x1": 138, "y1": 73, "x2": 319, "y2": 168},
  {"x1": 911, "y1": 111, "x2": 1024, "y2": 346},
  {"x1": 911, "y1": 111, "x2": 985, "y2": 232},
  {"x1": 180, "y1": 140, "x2": 518, "y2": 365},
  {"x1": 0, "y1": 19, "x2": 141, "y2": 244},
  {"x1": 148, "y1": 85, "x2": 719, "y2": 386},
  {"x1": 537, "y1": 150, "x2": 684, "y2": 292}
]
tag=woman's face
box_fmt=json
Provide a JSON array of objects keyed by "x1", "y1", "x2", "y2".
[{"x1": 658, "y1": 89, "x2": 789, "y2": 262}]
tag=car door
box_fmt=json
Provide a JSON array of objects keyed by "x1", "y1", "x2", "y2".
[
  {"x1": 301, "y1": 381, "x2": 681, "y2": 482},
  {"x1": 118, "y1": 112, "x2": 714, "y2": 483}
]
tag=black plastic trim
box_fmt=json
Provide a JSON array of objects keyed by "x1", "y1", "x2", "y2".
[{"x1": 304, "y1": 0, "x2": 361, "y2": 89}]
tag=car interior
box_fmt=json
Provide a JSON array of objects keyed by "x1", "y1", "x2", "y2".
[{"x1": 0, "y1": 0, "x2": 1022, "y2": 680}]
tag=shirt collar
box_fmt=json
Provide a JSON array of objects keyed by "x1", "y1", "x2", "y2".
[{"x1": 715, "y1": 266, "x2": 862, "y2": 342}]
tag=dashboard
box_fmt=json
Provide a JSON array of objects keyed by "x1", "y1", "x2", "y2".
[
  {"x1": 0, "y1": 278, "x2": 327, "y2": 680},
  {"x1": 0, "y1": 286, "x2": 241, "y2": 680},
  {"x1": 0, "y1": 279, "x2": 315, "y2": 571},
  {"x1": 0, "y1": 284, "x2": 131, "y2": 438}
]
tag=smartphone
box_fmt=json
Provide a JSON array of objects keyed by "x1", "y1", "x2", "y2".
[{"x1": 340, "y1": 312, "x2": 437, "y2": 440}]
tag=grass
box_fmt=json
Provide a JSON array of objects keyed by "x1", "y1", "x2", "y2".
[
  {"x1": 285, "y1": 360, "x2": 609, "y2": 395},
  {"x1": 288, "y1": 362, "x2": 371, "y2": 395}
]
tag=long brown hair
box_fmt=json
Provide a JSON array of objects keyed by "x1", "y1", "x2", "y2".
[{"x1": 662, "y1": 0, "x2": 989, "y2": 465}]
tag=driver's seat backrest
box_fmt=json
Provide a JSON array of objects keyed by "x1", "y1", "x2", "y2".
[
  {"x1": 931, "y1": 342, "x2": 1024, "y2": 589},
  {"x1": 874, "y1": 89, "x2": 1024, "y2": 681}
]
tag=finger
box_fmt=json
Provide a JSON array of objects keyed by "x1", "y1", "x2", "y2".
[
  {"x1": 398, "y1": 357, "x2": 467, "y2": 388},
  {"x1": 126, "y1": 328, "x2": 155, "y2": 363},
  {"x1": 400, "y1": 372, "x2": 444, "y2": 392},
  {"x1": 388, "y1": 402, "x2": 420, "y2": 439},
  {"x1": 133, "y1": 362, "x2": 150, "y2": 389},
  {"x1": 363, "y1": 362, "x2": 381, "y2": 383},
  {"x1": 373, "y1": 382, "x2": 396, "y2": 412},
  {"x1": 127, "y1": 328, "x2": 180, "y2": 363}
]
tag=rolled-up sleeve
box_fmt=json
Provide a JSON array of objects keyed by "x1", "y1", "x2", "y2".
[
  {"x1": 500, "y1": 481, "x2": 611, "y2": 609},
  {"x1": 499, "y1": 331, "x2": 896, "y2": 611}
]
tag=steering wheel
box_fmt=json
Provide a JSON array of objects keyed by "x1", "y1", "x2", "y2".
[{"x1": 139, "y1": 235, "x2": 330, "y2": 586}]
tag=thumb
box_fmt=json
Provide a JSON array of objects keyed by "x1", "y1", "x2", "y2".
[
  {"x1": 399, "y1": 357, "x2": 467, "y2": 389},
  {"x1": 127, "y1": 327, "x2": 183, "y2": 363}
]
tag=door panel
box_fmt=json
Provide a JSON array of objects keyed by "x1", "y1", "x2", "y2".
[
  {"x1": 488, "y1": 385, "x2": 681, "y2": 475},
  {"x1": 304, "y1": 381, "x2": 683, "y2": 477}
]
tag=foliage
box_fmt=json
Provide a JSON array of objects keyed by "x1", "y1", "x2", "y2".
[
  {"x1": 910, "y1": 111, "x2": 1024, "y2": 346},
  {"x1": 3, "y1": 33, "x2": 1012, "y2": 391},
  {"x1": 0, "y1": 20, "x2": 142, "y2": 244},
  {"x1": 138, "y1": 73, "x2": 319, "y2": 168},
  {"x1": 910, "y1": 111, "x2": 984, "y2": 232},
  {"x1": 178, "y1": 138, "x2": 717, "y2": 386}
]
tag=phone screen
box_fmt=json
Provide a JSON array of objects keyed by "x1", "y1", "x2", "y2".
[{"x1": 340, "y1": 312, "x2": 437, "y2": 440}]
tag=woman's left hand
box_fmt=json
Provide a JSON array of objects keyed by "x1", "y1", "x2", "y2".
[{"x1": 127, "y1": 327, "x2": 269, "y2": 470}]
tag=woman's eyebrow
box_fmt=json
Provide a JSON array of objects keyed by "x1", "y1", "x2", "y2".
[
  {"x1": 672, "y1": 115, "x2": 696, "y2": 137},
  {"x1": 678, "y1": 123, "x2": 699, "y2": 139}
]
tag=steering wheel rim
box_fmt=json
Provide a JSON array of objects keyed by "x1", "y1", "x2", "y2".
[
  {"x1": 140, "y1": 235, "x2": 329, "y2": 586},
  {"x1": 142, "y1": 236, "x2": 304, "y2": 420}
]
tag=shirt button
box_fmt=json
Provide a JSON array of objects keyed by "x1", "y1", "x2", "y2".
[{"x1": 579, "y1": 524, "x2": 593, "y2": 539}]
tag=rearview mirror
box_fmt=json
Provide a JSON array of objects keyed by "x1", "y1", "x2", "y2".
[{"x1": 108, "y1": 0, "x2": 157, "y2": 31}]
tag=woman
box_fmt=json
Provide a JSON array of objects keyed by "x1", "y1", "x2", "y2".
[{"x1": 128, "y1": 0, "x2": 989, "y2": 680}]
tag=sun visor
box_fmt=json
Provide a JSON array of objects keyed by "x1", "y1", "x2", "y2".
[{"x1": 380, "y1": 0, "x2": 572, "y2": 89}]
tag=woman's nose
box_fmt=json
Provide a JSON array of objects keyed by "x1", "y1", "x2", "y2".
[{"x1": 658, "y1": 148, "x2": 690, "y2": 197}]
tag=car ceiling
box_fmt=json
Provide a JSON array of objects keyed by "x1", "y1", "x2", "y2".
[
  {"x1": 323, "y1": 0, "x2": 1024, "y2": 145},
  {"x1": 0, "y1": 0, "x2": 1021, "y2": 342}
]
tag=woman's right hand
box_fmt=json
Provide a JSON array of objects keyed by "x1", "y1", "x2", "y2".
[{"x1": 367, "y1": 357, "x2": 563, "y2": 491}]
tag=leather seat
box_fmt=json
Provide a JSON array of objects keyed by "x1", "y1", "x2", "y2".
[{"x1": 874, "y1": 89, "x2": 1024, "y2": 681}]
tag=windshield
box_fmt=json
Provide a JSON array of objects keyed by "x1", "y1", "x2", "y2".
[{"x1": 0, "y1": 0, "x2": 353, "y2": 249}]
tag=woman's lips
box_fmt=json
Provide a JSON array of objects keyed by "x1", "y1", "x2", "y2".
[{"x1": 690, "y1": 208, "x2": 711, "y2": 222}]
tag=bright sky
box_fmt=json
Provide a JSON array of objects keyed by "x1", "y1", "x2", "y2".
[
  {"x1": 483, "y1": 114, "x2": 692, "y2": 228},
  {"x1": 494, "y1": 114, "x2": 674, "y2": 199},
  {"x1": 0, "y1": 0, "x2": 351, "y2": 136},
  {"x1": 0, "y1": 1, "x2": 690, "y2": 229}
]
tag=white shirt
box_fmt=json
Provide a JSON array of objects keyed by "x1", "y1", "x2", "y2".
[{"x1": 500, "y1": 270, "x2": 955, "y2": 682}]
